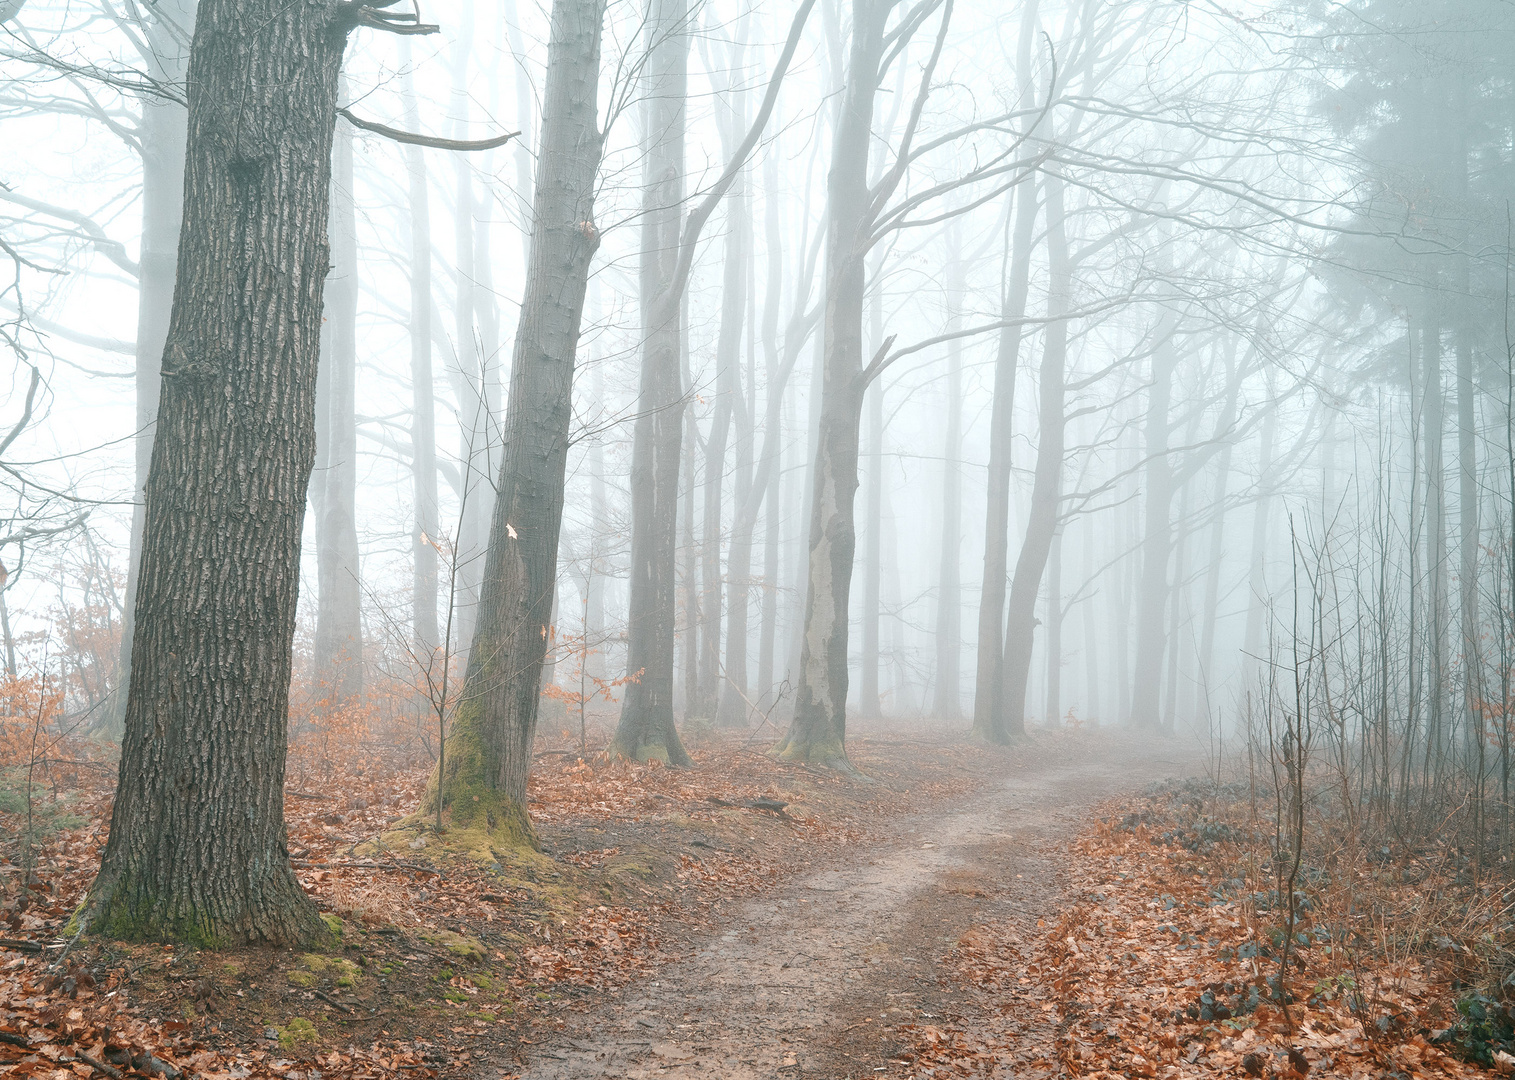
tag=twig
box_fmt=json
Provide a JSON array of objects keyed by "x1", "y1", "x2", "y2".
[
  {"x1": 68, "y1": 1052, "x2": 124, "y2": 1080},
  {"x1": 0, "y1": 936, "x2": 59, "y2": 953},
  {"x1": 0, "y1": 1031, "x2": 32, "y2": 1047},
  {"x1": 314, "y1": 989, "x2": 354, "y2": 1014},
  {"x1": 288, "y1": 790, "x2": 333, "y2": 801}
]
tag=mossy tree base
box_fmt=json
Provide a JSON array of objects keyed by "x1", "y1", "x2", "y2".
[
  {"x1": 413, "y1": 695, "x2": 539, "y2": 856},
  {"x1": 610, "y1": 702, "x2": 692, "y2": 766}
]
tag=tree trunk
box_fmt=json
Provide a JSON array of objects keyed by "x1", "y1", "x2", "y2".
[
  {"x1": 996, "y1": 171, "x2": 1070, "y2": 741},
  {"x1": 756, "y1": 150, "x2": 784, "y2": 705},
  {"x1": 702, "y1": 180, "x2": 745, "y2": 721},
  {"x1": 422, "y1": 0, "x2": 608, "y2": 838},
  {"x1": 313, "y1": 106, "x2": 363, "y2": 701},
  {"x1": 613, "y1": 0, "x2": 693, "y2": 763},
  {"x1": 400, "y1": 44, "x2": 439, "y2": 655},
  {"x1": 114, "y1": 0, "x2": 194, "y2": 736},
  {"x1": 859, "y1": 376, "x2": 883, "y2": 717},
  {"x1": 774, "y1": 0, "x2": 888, "y2": 770},
  {"x1": 1129, "y1": 336, "x2": 1177, "y2": 729},
  {"x1": 933, "y1": 248, "x2": 964, "y2": 722},
  {"x1": 86, "y1": 0, "x2": 351, "y2": 945},
  {"x1": 1080, "y1": 513, "x2": 1101, "y2": 724},
  {"x1": 1043, "y1": 527, "x2": 1061, "y2": 727},
  {"x1": 970, "y1": 0, "x2": 1038, "y2": 745}
]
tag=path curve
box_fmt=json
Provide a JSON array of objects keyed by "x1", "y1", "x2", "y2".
[{"x1": 514, "y1": 736, "x2": 1199, "y2": 1079}]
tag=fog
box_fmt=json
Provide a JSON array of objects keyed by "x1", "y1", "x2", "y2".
[{"x1": 2, "y1": 0, "x2": 1509, "y2": 799}]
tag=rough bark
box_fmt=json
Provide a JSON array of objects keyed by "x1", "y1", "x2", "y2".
[
  {"x1": 114, "y1": 0, "x2": 194, "y2": 735},
  {"x1": 422, "y1": 0, "x2": 607, "y2": 839},
  {"x1": 86, "y1": 0, "x2": 354, "y2": 946}
]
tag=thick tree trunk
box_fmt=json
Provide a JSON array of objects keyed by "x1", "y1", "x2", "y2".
[
  {"x1": 422, "y1": 0, "x2": 607, "y2": 838},
  {"x1": 1129, "y1": 338, "x2": 1177, "y2": 729},
  {"x1": 400, "y1": 47, "x2": 439, "y2": 655},
  {"x1": 114, "y1": 0, "x2": 194, "y2": 736},
  {"x1": 313, "y1": 108, "x2": 363, "y2": 700},
  {"x1": 996, "y1": 171, "x2": 1070, "y2": 740},
  {"x1": 613, "y1": 0, "x2": 693, "y2": 763},
  {"x1": 774, "y1": 0, "x2": 887, "y2": 769},
  {"x1": 86, "y1": 0, "x2": 350, "y2": 946}
]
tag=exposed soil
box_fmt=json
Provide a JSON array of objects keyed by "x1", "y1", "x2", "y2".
[{"x1": 503, "y1": 733, "x2": 1203, "y2": 1080}]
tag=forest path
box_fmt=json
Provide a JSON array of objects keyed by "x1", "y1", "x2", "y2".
[{"x1": 509, "y1": 735, "x2": 1201, "y2": 1080}]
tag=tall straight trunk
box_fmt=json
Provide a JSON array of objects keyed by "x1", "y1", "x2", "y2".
[
  {"x1": 114, "y1": 0, "x2": 194, "y2": 734},
  {"x1": 702, "y1": 180, "x2": 746, "y2": 720},
  {"x1": 1081, "y1": 512, "x2": 1101, "y2": 724},
  {"x1": 970, "y1": 0, "x2": 1038, "y2": 745},
  {"x1": 882, "y1": 472, "x2": 914, "y2": 715},
  {"x1": 1423, "y1": 319, "x2": 1450, "y2": 771},
  {"x1": 614, "y1": 0, "x2": 693, "y2": 763},
  {"x1": 587, "y1": 361, "x2": 609, "y2": 681},
  {"x1": 1456, "y1": 324, "x2": 1479, "y2": 740},
  {"x1": 756, "y1": 150, "x2": 785, "y2": 707},
  {"x1": 448, "y1": 25, "x2": 488, "y2": 650},
  {"x1": 1241, "y1": 378, "x2": 1277, "y2": 668},
  {"x1": 400, "y1": 45, "x2": 439, "y2": 655},
  {"x1": 313, "y1": 106, "x2": 363, "y2": 700},
  {"x1": 424, "y1": 0, "x2": 607, "y2": 837},
  {"x1": 680, "y1": 366, "x2": 699, "y2": 717},
  {"x1": 859, "y1": 376, "x2": 883, "y2": 716},
  {"x1": 1114, "y1": 493, "x2": 1133, "y2": 722},
  {"x1": 775, "y1": 0, "x2": 890, "y2": 769},
  {"x1": 933, "y1": 253, "x2": 964, "y2": 721},
  {"x1": 86, "y1": 0, "x2": 351, "y2": 945},
  {"x1": 1129, "y1": 336, "x2": 1177, "y2": 729},
  {"x1": 1043, "y1": 527, "x2": 1062, "y2": 726},
  {"x1": 1197, "y1": 437, "x2": 1233, "y2": 714},
  {"x1": 996, "y1": 171, "x2": 1070, "y2": 740},
  {"x1": 788, "y1": 332, "x2": 825, "y2": 690},
  {"x1": 1163, "y1": 470, "x2": 1194, "y2": 733}
]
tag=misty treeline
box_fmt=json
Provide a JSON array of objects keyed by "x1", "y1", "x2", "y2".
[{"x1": 0, "y1": 0, "x2": 1513, "y2": 942}]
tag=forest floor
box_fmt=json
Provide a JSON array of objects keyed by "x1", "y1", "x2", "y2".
[{"x1": 8, "y1": 726, "x2": 1496, "y2": 1079}]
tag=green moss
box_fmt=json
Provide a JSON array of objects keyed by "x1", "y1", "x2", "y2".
[
  {"x1": 288, "y1": 953, "x2": 359, "y2": 988},
  {"x1": 86, "y1": 868, "x2": 327, "y2": 949},
  {"x1": 287, "y1": 970, "x2": 319, "y2": 988},
  {"x1": 387, "y1": 698, "x2": 537, "y2": 857},
  {"x1": 422, "y1": 930, "x2": 487, "y2": 964},
  {"x1": 443, "y1": 991, "x2": 469, "y2": 1003},
  {"x1": 320, "y1": 914, "x2": 344, "y2": 941},
  {"x1": 277, "y1": 1018, "x2": 319, "y2": 1050}
]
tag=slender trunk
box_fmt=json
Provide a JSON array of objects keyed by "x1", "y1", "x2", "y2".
[
  {"x1": 88, "y1": 0, "x2": 350, "y2": 944},
  {"x1": 859, "y1": 377, "x2": 883, "y2": 716},
  {"x1": 1043, "y1": 528, "x2": 1062, "y2": 727},
  {"x1": 401, "y1": 45, "x2": 439, "y2": 655},
  {"x1": 996, "y1": 171, "x2": 1070, "y2": 740},
  {"x1": 613, "y1": 0, "x2": 693, "y2": 763},
  {"x1": 933, "y1": 252, "x2": 964, "y2": 722},
  {"x1": 756, "y1": 151, "x2": 784, "y2": 704},
  {"x1": 970, "y1": 0, "x2": 1038, "y2": 744},
  {"x1": 423, "y1": 0, "x2": 608, "y2": 838},
  {"x1": 1129, "y1": 336, "x2": 1176, "y2": 729},
  {"x1": 1242, "y1": 378, "x2": 1277, "y2": 672},
  {"x1": 703, "y1": 176, "x2": 746, "y2": 720},
  {"x1": 314, "y1": 105, "x2": 363, "y2": 701},
  {"x1": 1081, "y1": 513, "x2": 1101, "y2": 724},
  {"x1": 1197, "y1": 438, "x2": 1234, "y2": 717}
]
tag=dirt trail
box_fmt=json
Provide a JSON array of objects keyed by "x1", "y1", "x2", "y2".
[{"x1": 511, "y1": 737, "x2": 1201, "y2": 1080}]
